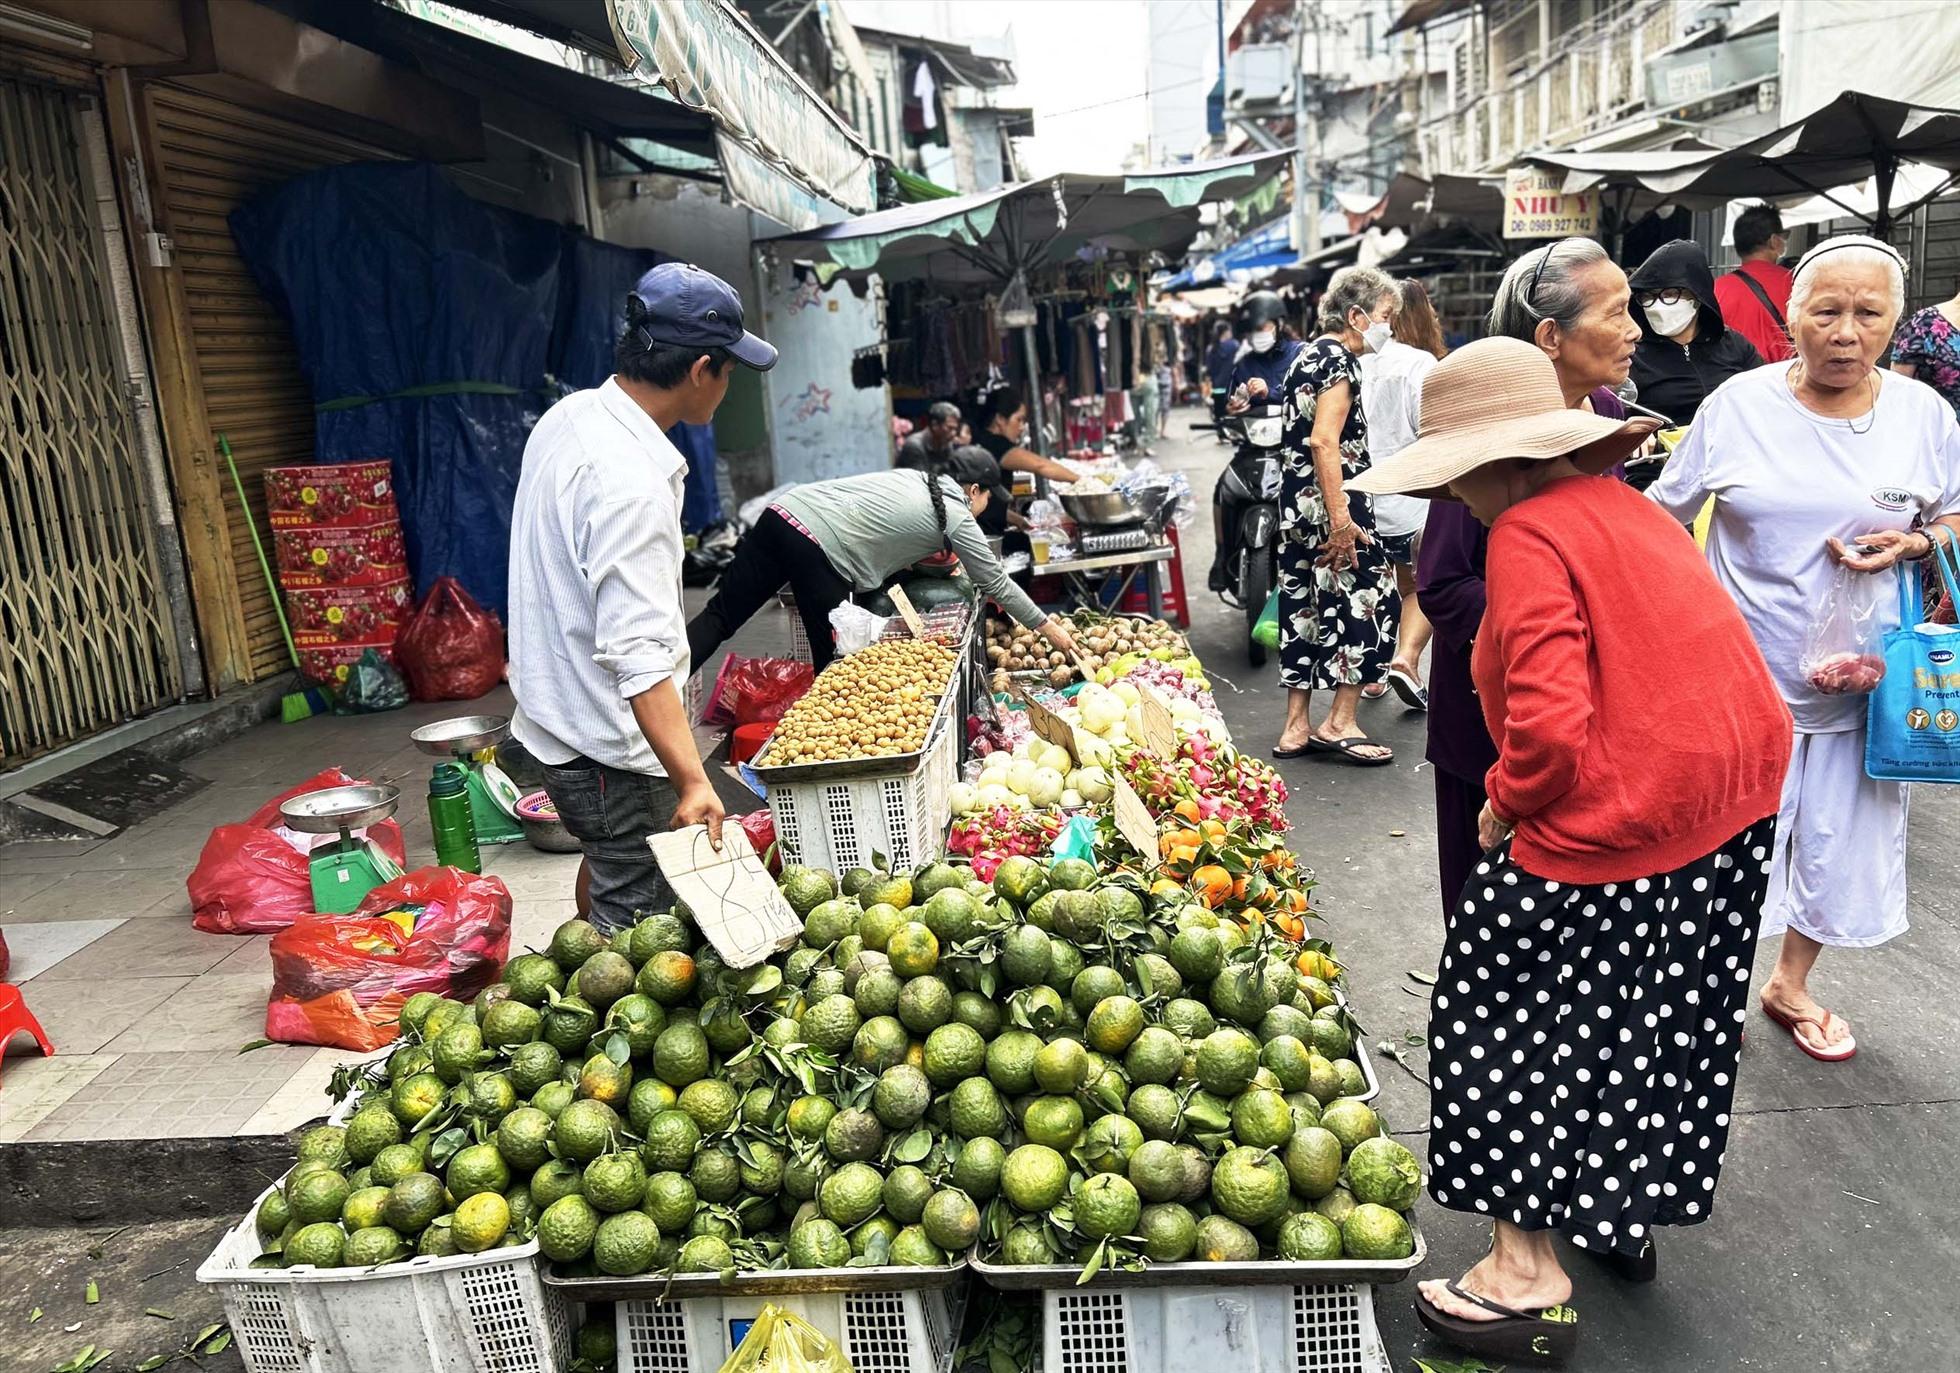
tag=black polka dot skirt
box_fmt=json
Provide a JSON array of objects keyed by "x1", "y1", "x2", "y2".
[{"x1": 1426, "y1": 818, "x2": 1776, "y2": 1256}]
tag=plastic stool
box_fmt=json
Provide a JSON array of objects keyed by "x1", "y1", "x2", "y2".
[{"x1": 0, "y1": 984, "x2": 54, "y2": 1077}]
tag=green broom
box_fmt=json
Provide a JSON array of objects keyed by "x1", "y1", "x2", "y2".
[{"x1": 219, "y1": 432, "x2": 332, "y2": 722}]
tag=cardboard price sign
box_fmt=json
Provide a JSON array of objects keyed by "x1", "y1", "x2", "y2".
[
  {"x1": 1133, "y1": 682, "x2": 1180, "y2": 758},
  {"x1": 1112, "y1": 772, "x2": 1160, "y2": 858},
  {"x1": 886, "y1": 584, "x2": 928, "y2": 639},
  {"x1": 647, "y1": 825, "x2": 802, "y2": 968},
  {"x1": 1017, "y1": 683, "x2": 1088, "y2": 764}
]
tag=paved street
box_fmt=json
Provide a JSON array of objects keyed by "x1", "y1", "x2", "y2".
[
  {"x1": 1159, "y1": 415, "x2": 1959, "y2": 1371},
  {"x1": 1, "y1": 412, "x2": 1953, "y2": 1370}
]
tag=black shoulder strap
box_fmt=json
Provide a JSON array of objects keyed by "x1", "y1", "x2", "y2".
[{"x1": 1731, "y1": 269, "x2": 1786, "y2": 330}]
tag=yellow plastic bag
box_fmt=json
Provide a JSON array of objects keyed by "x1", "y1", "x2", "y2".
[{"x1": 716, "y1": 1305, "x2": 855, "y2": 1373}]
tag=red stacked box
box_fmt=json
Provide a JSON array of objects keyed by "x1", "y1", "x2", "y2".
[{"x1": 266, "y1": 461, "x2": 410, "y2": 692}]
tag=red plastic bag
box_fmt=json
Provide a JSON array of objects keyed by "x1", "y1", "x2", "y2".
[
  {"x1": 703, "y1": 655, "x2": 813, "y2": 728},
  {"x1": 396, "y1": 575, "x2": 505, "y2": 701},
  {"x1": 188, "y1": 769, "x2": 408, "y2": 935},
  {"x1": 738, "y1": 808, "x2": 779, "y2": 875},
  {"x1": 264, "y1": 866, "x2": 512, "y2": 1051}
]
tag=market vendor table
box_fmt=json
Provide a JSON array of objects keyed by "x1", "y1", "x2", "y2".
[{"x1": 1038, "y1": 541, "x2": 1173, "y2": 619}]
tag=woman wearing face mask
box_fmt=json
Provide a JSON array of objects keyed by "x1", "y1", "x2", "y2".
[
  {"x1": 1625, "y1": 241, "x2": 1763, "y2": 487},
  {"x1": 1223, "y1": 290, "x2": 1303, "y2": 415},
  {"x1": 1270, "y1": 265, "x2": 1402, "y2": 764}
]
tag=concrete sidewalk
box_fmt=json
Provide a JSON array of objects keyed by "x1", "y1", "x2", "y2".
[{"x1": 0, "y1": 593, "x2": 791, "y2": 1156}]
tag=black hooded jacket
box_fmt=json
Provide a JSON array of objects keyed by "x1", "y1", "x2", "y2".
[{"x1": 1627, "y1": 240, "x2": 1763, "y2": 428}]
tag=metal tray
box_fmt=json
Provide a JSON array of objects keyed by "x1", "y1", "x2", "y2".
[
  {"x1": 411, "y1": 713, "x2": 511, "y2": 757},
  {"x1": 279, "y1": 783, "x2": 401, "y2": 834},
  {"x1": 747, "y1": 684, "x2": 956, "y2": 785},
  {"x1": 967, "y1": 1219, "x2": 1425, "y2": 1290},
  {"x1": 1060, "y1": 491, "x2": 1142, "y2": 527},
  {"x1": 541, "y1": 1256, "x2": 968, "y2": 1302}
]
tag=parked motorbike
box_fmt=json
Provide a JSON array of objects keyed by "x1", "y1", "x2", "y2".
[{"x1": 1193, "y1": 405, "x2": 1284, "y2": 666}]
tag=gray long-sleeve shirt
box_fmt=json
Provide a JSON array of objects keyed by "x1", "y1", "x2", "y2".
[{"x1": 772, "y1": 469, "x2": 1049, "y2": 629}]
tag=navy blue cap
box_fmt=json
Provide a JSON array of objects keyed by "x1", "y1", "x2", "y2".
[{"x1": 628, "y1": 262, "x2": 777, "y2": 372}]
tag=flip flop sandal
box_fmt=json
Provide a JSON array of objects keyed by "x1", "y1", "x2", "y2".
[
  {"x1": 1762, "y1": 1002, "x2": 1857, "y2": 1062},
  {"x1": 1311, "y1": 735, "x2": 1395, "y2": 767},
  {"x1": 1579, "y1": 1235, "x2": 1657, "y2": 1283},
  {"x1": 1271, "y1": 740, "x2": 1318, "y2": 759},
  {"x1": 1362, "y1": 682, "x2": 1390, "y2": 700},
  {"x1": 1415, "y1": 1282, "x2": 1580, "y2": 1366},
  {"x1": 1386, "y1": 667, "x2": 1429, "y2": 711}
]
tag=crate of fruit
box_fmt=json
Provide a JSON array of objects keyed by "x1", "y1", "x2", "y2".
[
  {"x1": 198, "y1": 1177, "x2": 574, "y2": 1373},
  {"x1": 749, "y1": 639, "x2": 963, "y2": 873}
]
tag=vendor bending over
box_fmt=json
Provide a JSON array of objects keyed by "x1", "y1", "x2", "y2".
[{"x1": 688, "y1": 447, "x2": 1076, "y2": 671}]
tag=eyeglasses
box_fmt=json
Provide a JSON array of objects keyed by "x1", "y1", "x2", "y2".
[{"x1": 1636, "y1": 289, "x2": 1689, "y2": 307}]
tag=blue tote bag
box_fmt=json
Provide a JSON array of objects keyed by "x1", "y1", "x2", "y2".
[{"x1": 1865, "y1": 537, "x2": 1960, "y2": 783}]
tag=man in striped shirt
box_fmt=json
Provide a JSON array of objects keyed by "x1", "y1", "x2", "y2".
[{"x1": 508, "y1": 263, "x2": 777, "y2": 933}]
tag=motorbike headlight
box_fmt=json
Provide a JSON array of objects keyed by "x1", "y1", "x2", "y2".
[{"x1": 1246, "y1": 417, "x2": 1284, "y2": 447}]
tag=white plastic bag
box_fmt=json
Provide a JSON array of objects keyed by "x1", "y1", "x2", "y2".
[
  {"x1": 1800, "y1": 563, "x2": 1889, "y2": 695},
  {"x1": 829, "y1": 601, "x2": 890, "y2": 655}
]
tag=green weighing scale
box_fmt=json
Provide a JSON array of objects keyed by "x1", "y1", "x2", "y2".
[
  {"x1": 281, "y1": 783, "x2": 406, "y2": 915},
  {"x1": 410, "y1": 713, "x2": 525, "y2": 845}
]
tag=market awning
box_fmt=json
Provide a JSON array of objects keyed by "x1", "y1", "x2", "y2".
[
  {"x1": 284, "y1": 0, "x2": 716, "y2": 158},
  {"x1": 762, "y1": 150, "x2": 1293, "y2": 285},
  {"x1": 1159, "y1": 213, "x2": 1296, "y2": 292},
  {"x1": 435, "y1": 0, "x2": 878, "y2": 225},
  {"x1": 1388, "y1": 0, "x2": 1477, "y2": 36},
  {"x1": 1520, "y1": 91, "x2": 1960, "y2": 230}
]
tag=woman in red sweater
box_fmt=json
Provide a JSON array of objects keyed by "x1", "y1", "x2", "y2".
[{"x1": 1354, "y1": 337, "x2": 1791, "y2": 1367}]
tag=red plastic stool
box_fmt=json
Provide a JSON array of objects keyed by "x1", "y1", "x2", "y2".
[{"x1": 0, "y1": 984, "x2": 55, "y2": 1079}]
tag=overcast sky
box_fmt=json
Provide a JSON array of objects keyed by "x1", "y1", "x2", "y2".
[{"x1": 976, "y1": 0, "x2": 1154, "y2": 175}]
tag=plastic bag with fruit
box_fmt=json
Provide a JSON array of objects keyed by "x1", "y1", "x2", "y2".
[
  {"x1": 264, "y1": 866, "x2": 512, "y2": 1051},
  {"x1": 395, "y1": 575, "x2": 506, "y2": 701},
  {"x1": 714, "y1": 1304, "x2": 851, "y2": 1373},
  {"x1": 188, "y1": 768, "x2": 409, "y2": 934},
  {"x1": 1800, "y1": 562, "x2": 1888, "y2": 695}
]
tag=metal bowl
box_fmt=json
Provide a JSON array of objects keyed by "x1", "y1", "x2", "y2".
[
  {"x1": 280, "y1": 783, "x2": 401, "y2": 834},
  {"x1": 1060, "y1": 490, "x2": 1142, "y2": 527},
  {"x1": 411, "y1": 713, "x2": 511, "y2": 757}
]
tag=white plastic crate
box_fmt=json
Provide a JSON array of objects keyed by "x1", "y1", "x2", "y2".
[
  {"x1": 198, "y1": 1183, "x2": 574, "y2": 1373},
  {"x1": 1042, "y1": 1283, "x2": 1389, "y2": 1373},
  {"x1": 616, "y1": 1283, "x2": 963, "y2": 1373},
  {"x1": 762, "y1": 706, "x2": 960, "y2": 874}
]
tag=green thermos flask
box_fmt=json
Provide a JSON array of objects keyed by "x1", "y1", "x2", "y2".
[{"x1": 428, "y1": 763, "x2": 482, "y2": 873}]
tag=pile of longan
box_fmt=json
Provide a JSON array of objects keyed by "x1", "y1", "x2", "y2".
[{"x1": 761, "y1": 638, "x2": 957, "y2": 763}]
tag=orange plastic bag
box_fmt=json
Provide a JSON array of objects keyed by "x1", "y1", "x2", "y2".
[
  {"x1": 188, "y1": 768, "x2": 408, "y2": 934},
  {"x1": 264, "y1": 866, "x2": 512, "y2": 1051},
  {"x1": 396, "y1": 575, "x2": 505, "y2": 701}
]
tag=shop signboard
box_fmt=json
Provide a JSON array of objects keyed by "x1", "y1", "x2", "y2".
[{"x1": 1503, "y1": 167, "x2": 1599, "y2": 240}]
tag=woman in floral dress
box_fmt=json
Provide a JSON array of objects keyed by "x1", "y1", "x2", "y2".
[
  {"x1": 1891, "y1": 285, "x2": 1960, "y2": 421},
  {"x1": 1272, "y1": 265, "x2": 1402, "y2": 764}
]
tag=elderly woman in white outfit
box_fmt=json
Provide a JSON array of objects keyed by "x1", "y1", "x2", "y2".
[{"x1": 1651, "y1": 234, "x2": 1960, "y2": 1062}]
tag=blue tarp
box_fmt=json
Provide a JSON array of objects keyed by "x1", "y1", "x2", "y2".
[
  {"x1": 1160, "y1": 213, "x2": 1295, "y2": 292},
  {"x1": 230, "y1": 162, "x2": 722, "y2": 618}
]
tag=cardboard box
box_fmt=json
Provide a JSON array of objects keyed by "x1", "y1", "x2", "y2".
[
  {"x1": 265, "y1": 461, "x2": 396, "y2": 528},
  {"x1": 295, "y1": 634, "x2": 398, "y2": 695},
  {"x1": 284, "y1": 577, "x2": 413, "y2": 642},
  {"x1": 274, "y1": 521, "x2": 407, "y2": 588}
]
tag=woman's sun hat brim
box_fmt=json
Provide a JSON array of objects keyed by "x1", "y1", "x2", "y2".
[
  {"x1": 1351, "y1": 409, "x2": 1660, "y2": 501},
  {"x1": 1349, "y1": 335, "x2": 1661, "y2": 502}
]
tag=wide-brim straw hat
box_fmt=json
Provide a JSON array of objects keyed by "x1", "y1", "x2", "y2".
[{"x1": 1351, "y1": 336, "x2": 1660, "y2": 501}]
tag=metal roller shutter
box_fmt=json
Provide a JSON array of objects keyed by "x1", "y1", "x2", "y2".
[{"x1": 142, "y1": 84, "x2": 396, "y2": 681}]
